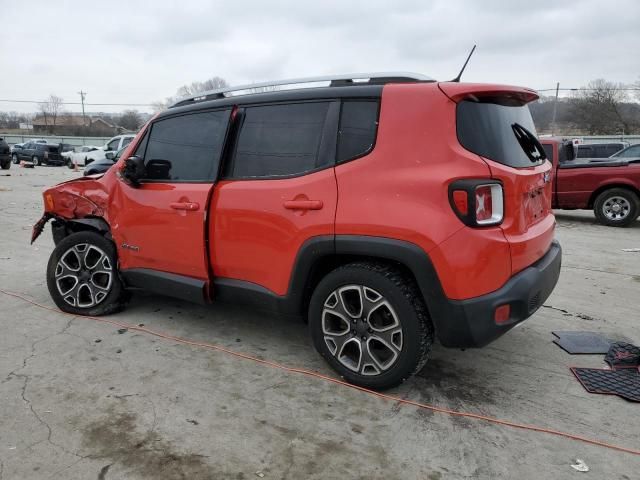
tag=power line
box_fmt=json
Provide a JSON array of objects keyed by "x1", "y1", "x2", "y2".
[
  {"x1": 537, "y1": 87, "x2": 640, "y2": 92},
  {"x1": 0, "y1": 99, "x2": 156, "y2": 107}
]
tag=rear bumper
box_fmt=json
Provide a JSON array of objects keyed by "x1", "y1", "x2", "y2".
[{"x1": 433, "y1": 240, "x2": 562, "y2": 348}]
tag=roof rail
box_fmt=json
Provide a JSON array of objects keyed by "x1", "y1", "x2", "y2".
[{"x1": 170, "y1": 72, "x2": 433, "y2": 108}]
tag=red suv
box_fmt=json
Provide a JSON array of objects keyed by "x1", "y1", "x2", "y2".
[{"x1": 33, "y1": 73, "x2": 561, "y2": 389}]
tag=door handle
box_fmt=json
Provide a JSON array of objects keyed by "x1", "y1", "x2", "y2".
[
  {"x1": 283, "y1": 200, "x2": 323, "y2": 210},
  {"x1": 170, "y1": 202, "x2": 200, "y2": 211}
]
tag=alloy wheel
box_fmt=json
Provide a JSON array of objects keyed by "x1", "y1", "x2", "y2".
[
  {"x1": 321, "y1": 285, "x2": 403, "y2": 376},
  {"x1": 55, "y1": 243, "x2": 113, "y2": 308}
]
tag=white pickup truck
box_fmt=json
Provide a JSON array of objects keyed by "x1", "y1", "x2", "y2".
[{"x1": 65, "y1": 134, "x2": 136, "y2": 167}]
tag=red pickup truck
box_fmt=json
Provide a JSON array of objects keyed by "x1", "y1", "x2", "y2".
[{"x1": 541, "y1": 138, "x2": 640, "y2": 227}]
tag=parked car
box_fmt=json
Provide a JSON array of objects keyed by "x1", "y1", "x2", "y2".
[
  {"x1": 84, "y1": 147, "x2": 123, "y2": 175},
  {"x1": 63, "y1": 146, "x2": 101, "y2": 167},
  {"x1": 10, "y1": 142, "x2": 25, "y2": 157},
  {"x1": 13, "y1": 142, "x2": 64, "y2": 166},
  {"x1": 541, "y1": 137, "x2": 640, "y2": 226},
  {"x1": 0, "y1": 138, "x2": 10, "y2": 170},
  {"x1": 33, "y1": 73, "x2": 562, "y2": 390},
  {"x1": 85, "y1": 135, "x2": 137, "y2": 165},
  {"x1": 610, "y1": 143, "x2": 640, "y2": 159},
  {"x1": 576, "y1": 142, "x2": 627, "y2": 159}
]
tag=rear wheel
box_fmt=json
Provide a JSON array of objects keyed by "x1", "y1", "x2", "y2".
[
  {"x1": 32, "y1": 155, "x2": 40, "y2": 166},
  {"x1": 594, "y1": 188, "x2": 639, "y2": 227},
  {"x1": 46, "y1": 231, "x2": 127, "y2": 316},
  {"x1": 309, "y1": 262, "x2": 433, "y2": 390},
  {"x1": 12, "y1": 154, "x2": 19, "y2": 164},
  {"x1": 1, "y1": 161, "x2": 9, "y2": 170}
]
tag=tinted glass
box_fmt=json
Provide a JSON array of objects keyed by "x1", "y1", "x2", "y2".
[
  {"x1": 617, "y1": 145, "x2": 640, "y2": 157},
  {"x1": 336, "y1": 101, "x2": 378, "y2": 163},
  {"x1": 143, "y1": 110, "x2": 230, "y2": 181},
  {"x1": 577, "y1": 145, "x2": 591, "y2": 158},
  {"x1": 231, "y1": 102, "x2": 329, "y2": 177},
  {"x1": 122, "y1": 137, "x2": 133, "y2": 147},
  {"x1": 457, "y1": 100, "x2": 543, "y2": 167},
  {"x1": 542, "y1": 144, "x2": 553, "y2": 162},
  {"x1": 107, "y1": 139, "x2": 120, "y2": 150}
]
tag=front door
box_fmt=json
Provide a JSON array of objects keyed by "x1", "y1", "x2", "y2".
[{"x1": 109, "y1": 109, "x2": 232, "y2": 281}]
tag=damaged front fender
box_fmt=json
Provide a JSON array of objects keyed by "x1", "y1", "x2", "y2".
[{"x1": 31, "y1": 176, "x2": 112, "y2": 244}]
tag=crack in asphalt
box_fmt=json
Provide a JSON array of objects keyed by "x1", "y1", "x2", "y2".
[{"x1": 4, "y1": 317, "x2": 89, "y2": 462}]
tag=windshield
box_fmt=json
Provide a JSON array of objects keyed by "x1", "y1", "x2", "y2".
[{"x1": 457, "y1": 99, "x2": 545, "y2": 168}]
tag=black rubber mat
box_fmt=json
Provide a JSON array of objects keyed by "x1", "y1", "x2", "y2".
[
  {"x1": 571, "y1": 367, "x2": 640, "y2": 402},
  {"x1": 605, "y1": 342, "x2": 640, "y2": 370},
  {"x1": 552, "y1": 331, "x2": 612, "y2": 354}
]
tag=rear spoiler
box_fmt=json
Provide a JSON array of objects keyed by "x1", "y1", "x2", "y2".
[{"x1": 438, "y1": 82, "x2": 539, "y2": 104}]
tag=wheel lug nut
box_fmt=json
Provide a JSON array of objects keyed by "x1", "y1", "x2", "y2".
[{"x1": 362, "y1": 336, "x2": 367, "y2": 340}]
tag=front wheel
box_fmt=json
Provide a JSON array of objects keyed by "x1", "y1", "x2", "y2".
[
  {"x1": 594, "y1": 188, "x2": 639, "y2": 227},
  {"x1": 12, "y1": 154, "x2": 19, "y2": 164},
  {"x1": 46, "y1": 231, "x2": 127, "y2": 316},
  {"x1": 309, "y1": 262, "x2": 433, "y2": 390},
  {"x1": 32, "y1": 155, "x2": 40, "y2": 166},
  {"x1": 0, "y1": 161, "x2": 9, "y2": 170}
]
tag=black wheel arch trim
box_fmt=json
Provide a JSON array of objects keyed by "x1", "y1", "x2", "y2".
[{"x1": 213, "y1": 235, "x2": 449, "y2": 323}]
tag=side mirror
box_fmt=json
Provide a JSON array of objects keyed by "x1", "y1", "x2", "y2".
[
  {"x1": 122, "y1": 156, "x2": 145, "y2": 186},
  {"x1": 105, "y1": 151, "x2": 115, "y2": 160}
]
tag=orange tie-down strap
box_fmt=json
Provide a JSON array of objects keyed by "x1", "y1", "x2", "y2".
[{"x1": 2, "y1": 288, "x2": 639, "y2": 457}]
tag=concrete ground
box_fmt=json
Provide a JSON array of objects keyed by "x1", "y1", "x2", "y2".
[{"x1": 0, "y1": 165, "x2": 639, "y2": 480}]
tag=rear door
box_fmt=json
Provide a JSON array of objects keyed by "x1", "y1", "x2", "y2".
[
  {"x1": 110, "y1": 109, "x2": 231, "y2": 281},
  {"x1": 210, "y1": 101, "x2": 339, "y2": 296}
]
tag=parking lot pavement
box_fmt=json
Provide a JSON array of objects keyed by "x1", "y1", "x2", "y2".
[{"x1": 1, "y1": 166, "x2": 639, "y2": 479}]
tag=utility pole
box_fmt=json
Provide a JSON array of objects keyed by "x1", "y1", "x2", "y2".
[
  {"x1": 78, "y1": 90, "x2": 87, "y2": 126},
  {"x1": 551, "y1": 82, "x2": 560, "y2": 136}
]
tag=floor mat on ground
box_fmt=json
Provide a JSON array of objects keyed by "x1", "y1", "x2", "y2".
[
  {"x1": 571, "y1": 367, "x2": 640, "y2": 402},
  {"x1": 552, "y1": 331, "x2": 612, "y2": 354},
  {"x1": 605, "y1": 342, "x2": 640, "y2": 370}
]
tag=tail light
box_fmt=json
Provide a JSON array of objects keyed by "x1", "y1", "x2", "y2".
[{"x1": 449, "y1": 179, "x2": 504, "y2": 227}]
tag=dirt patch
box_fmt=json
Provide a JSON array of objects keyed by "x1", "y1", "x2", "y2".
[{"x1": 81, "y1": 405, "x2": 225, "y2": 479}]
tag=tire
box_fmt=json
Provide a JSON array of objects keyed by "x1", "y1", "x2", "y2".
[
  {"x1": 309, "y1": 262, "x2": 433, "y2": 390},
  {"x1": 593, "y1": 188, "x2": 639, "y2": 227},
  {"x1": 32, "y1": 155, "x2": 40, "y2": 166},
  {"x1": 1, "y1": 161, "x2": 9, "y2": 170},
  {"x1": 12, "y1": 154, "x2": 19, "y2": 164},
  {"x1": 46, "y1": 231, "x2": 127, "y2": 316}
]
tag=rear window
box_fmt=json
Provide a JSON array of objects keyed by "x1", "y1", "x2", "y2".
[
  {"x1": 457, "y1": 100, "x2": 544, "y2": 168},
  {"x1": 337, "y1": 100, "x2": 379, "y2": 163}
]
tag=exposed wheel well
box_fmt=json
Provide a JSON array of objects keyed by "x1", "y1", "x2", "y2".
[
  {"x1": 52, "y1": 217, "x2": 111, "y2": 245},
  {"x1": 588, "y1": 184, "x2": 640, "y2": 208}
]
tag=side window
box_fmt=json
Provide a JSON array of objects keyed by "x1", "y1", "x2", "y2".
[
  {"x1": 619, "y1": 145, "x2": 640, "y2": 158},
  {"x1": 133, "y1": 132, "x2": 149, "y2": 159},
  {"x1": 142, "y1": 109, "x2": 231, "y2": 182},
  {"x1": 337, "y1": 100, "x2": 379, "y2": 163},
  {"x1": 107, "y1": 138, "x2": 120, "y2": 151},
  {"x1": 122, "y1": 137, "x2": 133, "y2": 148},
  {"x1": 542, "y1": 144, "x2": 553, "y2": 162},
  {"x1": 230, "y1": 102, "x2": 330, "y2": 178}
]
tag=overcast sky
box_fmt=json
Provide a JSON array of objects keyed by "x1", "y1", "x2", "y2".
[{"x1": 1, "y1": 0, "x2": 639, "y2": 113}]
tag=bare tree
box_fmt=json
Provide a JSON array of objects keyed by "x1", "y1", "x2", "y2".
[
  {"x1": 38, "y1": 94, "x2": 64, "y2": 134},
  {"x1": 152, "y1": 76, "x2": 230, "y2": 111},
  {"x1": 175, "y1": 76, "x2": 229, "y2": 98},
  {"x1": 118, "y1": 110, "x2": 143, "y2": 131},
  {"x1": 570, "y1": 79, "x2": 630, "y2": 134}
]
